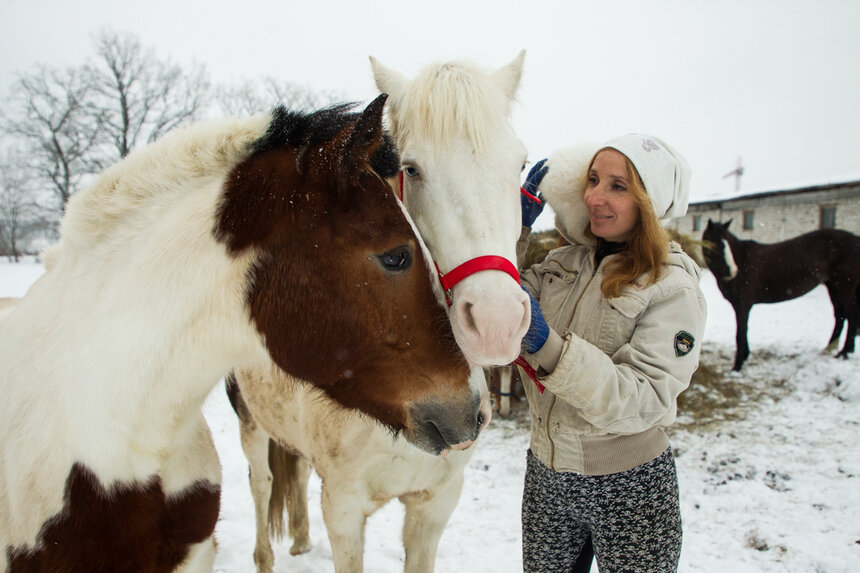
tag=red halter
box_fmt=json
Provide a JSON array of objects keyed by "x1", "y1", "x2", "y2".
[
  {"x1": 397, "y1": 171, "x2": 543, "y2": 304},
  {"x1": 398, "y1": 171, "x2": 546, "y2": 393},
  {"x1": 398, "y1": 171, "x2": 531, "y2": 304}
]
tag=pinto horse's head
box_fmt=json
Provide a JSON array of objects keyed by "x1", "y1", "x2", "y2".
[
  {"x1": 702, "y1": 219, "x2": 739, "y2": 281},
  {"x1": 214, "y1": 95, "x2": 483, "y2": 455},
  {"x1": 370, "y1": 53, "x2": 531, "y2": 367}
]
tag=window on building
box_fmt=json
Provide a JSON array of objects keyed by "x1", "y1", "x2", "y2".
[
  {"x1": 742, "y1": 210, "x2": 755, "y2": 230},
  {"x1": 692, "y1": 215, "x2": 702, "y2": 231},
  {"x1": 820, "y1": 206, "x2": 837, "y2": 229}
]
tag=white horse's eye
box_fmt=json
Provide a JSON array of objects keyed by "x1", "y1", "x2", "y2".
[
  {"x1": 521, "y1": 162, "x2": 527, "y2": 172},
  {"x1": 403, "y1": 166, "x2": 420, "y2": 178}
]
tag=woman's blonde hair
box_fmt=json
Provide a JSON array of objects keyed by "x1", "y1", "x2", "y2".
[{"x1": 584, "y1": 149, "x2": 670, "y2": 298}]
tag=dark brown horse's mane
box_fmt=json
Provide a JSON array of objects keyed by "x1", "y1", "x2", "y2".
[{"x1": 253, "y1": 103, "x2": 399, "y2": 179}]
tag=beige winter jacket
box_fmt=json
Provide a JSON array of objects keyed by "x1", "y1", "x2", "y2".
[{"x1": 518, "y1": 227, "x2": 707, "y2": 475}]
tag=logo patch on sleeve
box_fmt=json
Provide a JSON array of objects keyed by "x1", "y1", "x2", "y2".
[{"x1": 674, "y1": 331, "x2": 695, "y2": 357}]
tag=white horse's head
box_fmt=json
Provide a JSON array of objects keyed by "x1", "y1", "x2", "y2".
[{"x1": 370, "y1": 52, "x2": 530, "y2": 366}]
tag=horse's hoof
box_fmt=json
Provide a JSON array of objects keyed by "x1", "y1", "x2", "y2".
[{"x1": 290, "y1": 540, "x2": 313, "y2": 556}]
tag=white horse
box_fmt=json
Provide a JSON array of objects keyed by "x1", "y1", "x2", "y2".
[
  {"x1": 0, "y1": 97, "x2": 485, "y2": 572},
  {"x1": 371, "y1": 52, "x2": 530, "y2": 366},
  {"x1": 231, "y1": 52, "x2": 528, "y2": 573}
]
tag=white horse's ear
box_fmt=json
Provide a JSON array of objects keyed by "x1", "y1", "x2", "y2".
[
  {"x1": 369, "y1": 56, "x2": 409, "y2": 99},
  {"x1": 490, "y1": 50, "x2": 526, "y2": 101}
]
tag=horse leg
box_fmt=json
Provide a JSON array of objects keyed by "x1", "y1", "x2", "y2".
[
  {"x1": 486, "y1": 367, "x2": 501, "y2": 413},
  {"x1": 836, "y1": 293, "x2": 859, "y2": 358},
  {"x1": 837, "y1": 316, "x2": 857, "y2": 358},
  {"x1": 498, "y1": 365, "x2": 512, "y2": 418},
  {"x1": 400, "y1": 472, "x2": 465, "y2": 573},
  {"x1": 170, "y1": 414, "x2": 221, "y2": 573},
  {"x1": 238, "y1": 416, "x2": 277, "y2": 573},
  {"x1": 175, "y1": 537, "x2": 218, "y2": 573},
  {"x1": 732, "y1": 303, "x2": 752, "y2": 370},
  {"x1": 320, "y1": 484, "x2": 379, "y2": 573},
  {"x1": 824, "y1": 281, "x2": 845, "y2": 353}
]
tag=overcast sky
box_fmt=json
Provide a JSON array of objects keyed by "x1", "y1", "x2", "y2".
[{"x1": 2, "y1": 0, "x2": 859, "y2": 203}]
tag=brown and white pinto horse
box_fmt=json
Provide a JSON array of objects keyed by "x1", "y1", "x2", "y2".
[
  {"x1": 227, "y1": 53, "x2": 529, "y2": 572},
  {"x1": 0, "y1": 95, "x2": 482, "y2": 572}
]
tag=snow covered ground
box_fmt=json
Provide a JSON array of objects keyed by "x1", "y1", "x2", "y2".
[{"x1": 1, "y1": 259, "x2": 857, "y2": 572}]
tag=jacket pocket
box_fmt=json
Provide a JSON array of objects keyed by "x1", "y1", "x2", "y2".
[
  {"x1": 538, "y1": 261, "x2": 579, "y2": 321},
  {"x1": 596, "y1": 291, "x2": 648, "y2": 353}
]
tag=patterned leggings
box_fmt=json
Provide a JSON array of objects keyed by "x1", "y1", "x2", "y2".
[{"x1": 521, "y1": 448, "x2": 681, "y2": 573}]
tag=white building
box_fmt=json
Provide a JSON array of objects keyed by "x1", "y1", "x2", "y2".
[{"x1": 668, "y1": 180, "x2": 860, "y2": 243}]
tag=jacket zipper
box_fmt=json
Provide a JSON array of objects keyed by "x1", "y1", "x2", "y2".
[{"x1": 546, "y1": 254, "x2": 605, "y2": 470}]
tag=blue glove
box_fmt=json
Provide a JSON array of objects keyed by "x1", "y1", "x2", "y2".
[
  {"x1": 522, "y1": 288, "x2": 549, "y2": 354},
  {"x1": 521, "y1": 158, "x2": 548, "y2": 227}
]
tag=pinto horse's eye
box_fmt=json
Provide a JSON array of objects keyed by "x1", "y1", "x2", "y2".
[
  {"x1": 377, "y1": 246, "x2": 413, "y2": 272},
  {"x1": 403, "y1": 166, "x2": 420, "y2": 178}
]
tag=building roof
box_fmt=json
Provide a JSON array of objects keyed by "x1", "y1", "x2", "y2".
[{"x1": 689, "y1": 179, "x2": 860, "y2": 212}]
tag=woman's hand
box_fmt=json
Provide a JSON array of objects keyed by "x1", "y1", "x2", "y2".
[
  {"x1": 522, "y1": 288, "x2": 549, "y2": 354},
  {"x1": 521, "y1": 159, "x2": 548, "y2": 227}
]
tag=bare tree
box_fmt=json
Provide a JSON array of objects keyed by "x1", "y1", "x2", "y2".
[
  {"x1": 0, "y1": 149, "x2": 49, "y2": 261},
  {"x1": 86, "y1": 29, "x2": 211, "y2": 159},
  {"x1": 0, "y1": 65, "x2": 105, "y2": 212},
  {"x1": 215, "y1": 76, "x2": 344, "y2": 117}
]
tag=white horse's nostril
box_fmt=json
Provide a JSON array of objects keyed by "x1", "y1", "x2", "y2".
[{"x1": 461, "y1": 301, "x2": 477, "y2": 330}]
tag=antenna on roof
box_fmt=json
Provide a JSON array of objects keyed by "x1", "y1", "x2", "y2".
[{"x1": 723, "y1": 156, "x2": 744, "y2": 193}]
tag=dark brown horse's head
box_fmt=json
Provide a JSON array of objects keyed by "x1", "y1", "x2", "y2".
[
  {"x1": 214, "y1": 95, "x2": 480, "y2": 454},
  {"x1": 702, "y1": 218, "x2": 738, "y2": 281}
]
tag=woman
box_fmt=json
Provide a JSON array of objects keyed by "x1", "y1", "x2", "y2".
[{"x1": 517, "y1": 134, "x2": 706, "y2": 572}]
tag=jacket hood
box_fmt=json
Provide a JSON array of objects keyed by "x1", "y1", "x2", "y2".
[{"x1": 539, "y1": 143, "x2": 601, "y2": 246}]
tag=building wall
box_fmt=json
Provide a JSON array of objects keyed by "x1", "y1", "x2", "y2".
[{"x1": 667, "y1": 182, "x2": 860, "y2": 244}]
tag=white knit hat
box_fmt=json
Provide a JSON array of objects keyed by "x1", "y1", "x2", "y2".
[{"x1": 603, "y1": 134, "x2": 691, "y2": 220}]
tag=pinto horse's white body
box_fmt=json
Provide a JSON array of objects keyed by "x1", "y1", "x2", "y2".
[
  {"x1": 232, "y1": 53, "x2": 528, "y2": 573},
  {"x1": 1, "y1": 98, "x2": 483, "y2": 572},
  {"x1": 0, "y1": 117, "x2": 269, "y2": 567}
]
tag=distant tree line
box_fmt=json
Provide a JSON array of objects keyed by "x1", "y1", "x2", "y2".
[{"x1": 0, "y1": 29, "x2": 342, "y2": 261}]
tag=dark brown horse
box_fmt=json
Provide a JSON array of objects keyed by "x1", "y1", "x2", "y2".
[{"x1": 702, "y1": 219, "x2": 860, "y2": 370}]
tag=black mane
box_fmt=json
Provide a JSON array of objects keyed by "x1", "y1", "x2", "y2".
[{"x1": 253, "y1": 103, "x2": 399, "y2": 179}]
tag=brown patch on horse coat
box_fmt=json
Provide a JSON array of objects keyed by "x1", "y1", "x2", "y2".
[
  {"x1": 212, "y1": 97, "x2": 471, "y2": 438},
  {"x1": 6, "y1": 463, "x2": 220, "y2": 573}
]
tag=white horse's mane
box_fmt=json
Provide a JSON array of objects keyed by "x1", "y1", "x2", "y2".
[
  {"x1": 55, "y1": 114, "x2": 270, "y2": 260},
  {"x1": 387, "y1": 60, "x2": 515, "y2": 150}
]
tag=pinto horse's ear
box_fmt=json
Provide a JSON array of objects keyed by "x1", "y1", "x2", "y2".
[
  {"x1": 345, "y1": 93, "x2": 387, "y2": 169},
  {"x1": 724, "y1": 218, "x2": 733, "y2": 229}
]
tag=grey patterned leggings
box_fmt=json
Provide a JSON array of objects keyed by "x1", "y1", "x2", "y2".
[{"x1": 522, "y1": 448, "x2": 681, "y2": 573}]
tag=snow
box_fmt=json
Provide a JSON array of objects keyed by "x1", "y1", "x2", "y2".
[{"x1": 1, "y1": 258, "x2": 857, "y2": 572}]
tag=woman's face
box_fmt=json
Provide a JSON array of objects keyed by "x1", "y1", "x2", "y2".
[{"x1": 584, "y1": 149, "x2": 640, "y2": 243}]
